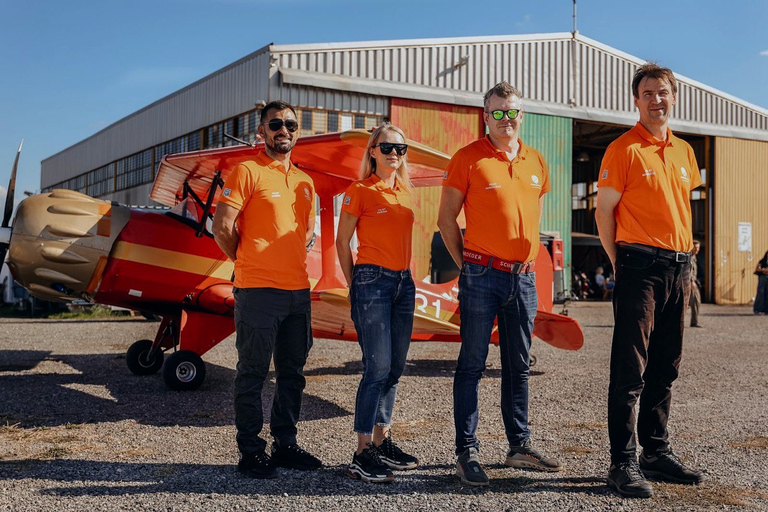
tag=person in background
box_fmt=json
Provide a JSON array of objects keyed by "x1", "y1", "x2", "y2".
[
  {"x1": 689, "y1": 240, "x2": 702, "y2": 327},
  {"x1": 596, "y1": 63, "x2": 704, "y2": 498},
  {"x1": 213, "y1": 100, "x2": 322, "y2": 479},
  {"x1": 336, "y1": 123, "x2": 419, "y2": 483},
  {"x1": 754, "y1": 250, "x2": 768, "y2": 315},
  {"x1": 438, "y1": 81, "x2": 560, "y2": 487}
]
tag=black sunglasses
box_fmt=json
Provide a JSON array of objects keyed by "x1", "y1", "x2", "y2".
[
  {"x1": 264, "y1": 118, "x2": 299, "y2": 132},
  {"x1": 486, "y1": 109, "x2": 521, "y2": 120},
  {"x1": 373, "y1": 143, "x2": 408, "y2": 156}
]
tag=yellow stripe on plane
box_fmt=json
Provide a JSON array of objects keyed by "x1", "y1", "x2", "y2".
[{"x1": 112, "y1": 242, "x2": 234, "y2": 279}]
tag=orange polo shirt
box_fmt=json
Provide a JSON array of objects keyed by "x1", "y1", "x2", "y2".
[
  {"x1": 341, "y1": 174, "x2": 414, "y2": 271},
  {"x1": 219, "y1": 151, "x2": 315, "y2": 290},
  {"x1": 598, "y1": 123, "x2": 702, "y2": 252},
  {"x1": 443, "y1": 136, "x2": 550, "y2": 263}
]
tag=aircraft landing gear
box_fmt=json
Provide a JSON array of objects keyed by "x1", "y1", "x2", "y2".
[
  {"x1": 162, "y1": 350, "x2": 206, "y2": 391},
  {"x1": 126, "y1": 339, "x2": 164, "y2": 375}
]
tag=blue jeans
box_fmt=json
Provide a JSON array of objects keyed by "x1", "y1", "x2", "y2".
[
  {"x1": 350, "y1": 264, "x2": 415, "y2": 434},
  {"x1": 453, "y1": 262, "x2": 538, "y2": 453}
]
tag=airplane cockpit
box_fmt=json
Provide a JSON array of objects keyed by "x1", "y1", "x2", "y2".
[{"x1": 167, "y1": 196, "x2": 214, "y2": 236}]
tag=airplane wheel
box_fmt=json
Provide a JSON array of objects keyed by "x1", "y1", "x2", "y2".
[
  {"x1": 530, "y1": 354, "x2": 537, "y2": 367},
  {"x1": 126, "y1": 339, "x2": 164, "y2": 375},
  {"x1": 163, "y1": 350, "x2": 206, "y2": 391}
]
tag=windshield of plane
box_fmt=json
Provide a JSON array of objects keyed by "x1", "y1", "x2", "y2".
[
  {"x1": 166, "y1": 197, "x2": 214, "y2": 236},
  {"x1": 168, "y1": 197, "x2": 200, "y2": 223}
]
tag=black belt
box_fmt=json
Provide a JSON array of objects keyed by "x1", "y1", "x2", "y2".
[{"x1": 618, "y1": 243, "x2": 692, "y2": 264}]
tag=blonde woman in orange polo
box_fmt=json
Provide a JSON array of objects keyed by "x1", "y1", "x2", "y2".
[{"x1": 336, "y1": 124, "x2": 419, "y2": 483}]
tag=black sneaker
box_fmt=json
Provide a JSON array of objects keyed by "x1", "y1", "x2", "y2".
[
  {"x1": 376, "y1": 433, "x2": 419, "y2": 470},
  {"x1": 456, "y1": 447, "x2": 489, "y2": 486},
  {"x1": 504, "y1": 439, "x2": 563, "y2": 472},
  {"x1": 640, "y1": 450, "x2": 703, "y2": 484},
  {"x1": 270, "y1": 443, "x2": 322, "y2": 471},
  {"x1": 347, "y1": 445, "x2": 394, "y2": 483},
  {"x1": 608, "y1": 460, "x2": 654, "y2": 498},
  {"x1": 237, "y1": 452, "x2": 277, "y2": 479}
]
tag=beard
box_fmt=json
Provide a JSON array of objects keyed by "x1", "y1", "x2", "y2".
[{"x1": 266, "y1": 135, "x2": 295, "y2": 154}]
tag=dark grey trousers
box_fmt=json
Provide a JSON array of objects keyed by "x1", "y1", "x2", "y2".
[{"x1": 233, "y1": 287, "x2": 312, "y2": 455}]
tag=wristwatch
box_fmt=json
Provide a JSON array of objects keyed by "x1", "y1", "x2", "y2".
[{"x1": 306, "y1": 232, "x2": 317, "y2": 252}]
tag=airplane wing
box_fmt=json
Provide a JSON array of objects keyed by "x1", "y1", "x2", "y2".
[{"x1": 150, "y1": 130, "x2": 449, "y2": 207}]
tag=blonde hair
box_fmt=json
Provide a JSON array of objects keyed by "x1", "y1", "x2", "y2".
[{"x1": 360, "y1": 123, "x2": 412, "y2": 190}]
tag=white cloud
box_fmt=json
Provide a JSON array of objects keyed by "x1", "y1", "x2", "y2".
[{"x1": 761, "y1": 50, "x2": 768, "y2": 57}]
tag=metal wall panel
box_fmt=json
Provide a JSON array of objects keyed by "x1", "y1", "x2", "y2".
[
  {"x1": 390, "y1": 98, "x2": 484, "y2": 280},
  {"x1": 713, "y1": 137, "x2": 768, "y2": 304},
  {"x1": 520, "y1": 113, "x2": 572, "y2": 292},
  {"x1": 275, "y1": 34, "x2": 768, "y2": 134}
]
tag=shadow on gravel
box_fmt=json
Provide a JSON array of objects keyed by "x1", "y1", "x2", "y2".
[
  {"x1": 307, "y1": 359, "x2": 544, "y2": 379},
  {"x1": 0, "y1": 459, "x2": 606, "y2": 497},
  {"x1": 0, "y1": 350, "x2": 349, "y2": 429}
]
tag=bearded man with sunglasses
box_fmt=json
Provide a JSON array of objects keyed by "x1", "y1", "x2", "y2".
[
  {"x1": 438, "y1": 81, "x2": 561, "y2": 487},
  {"x1": 213, "y1": 100, "x2": 322, "y2": 479}
]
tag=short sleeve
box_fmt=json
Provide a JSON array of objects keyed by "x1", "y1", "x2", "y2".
[
  {"x1": 598, "y1": 143, "x2": 627, "y2": 193},
  {"x1": 220, "y1": 163, "x2": 255, "y2": 211},
  {"x1": 688, "y1": 148, "x2": 703, "y2": 190},
  {"x1": 443, "y1": 150, "x2": 470, "y2": 194},
  {"x1": 539, "y1": 153, "x2": 551, "y2": 196},
  {"x1": 340, "y1": 183, "x2": 363, "y2": 218}
]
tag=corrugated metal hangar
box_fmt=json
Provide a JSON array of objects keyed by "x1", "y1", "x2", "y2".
[{"x1": 40, "y1": 33, "x2": 768, "y2": 305}]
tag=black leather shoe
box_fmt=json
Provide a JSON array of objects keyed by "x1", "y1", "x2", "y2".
[
  {"x1": 270, "y1": 443, "x2": 322, "y2": 470},
  {"x1": 640, "y1": 450, "x2": 703, "y2": 484},
  {"x1": 608, "y1": 460, "x2": 653, "y2": 498},
  {"x1": 237, "y1": 452, "x2": 277, "y2": 479}
]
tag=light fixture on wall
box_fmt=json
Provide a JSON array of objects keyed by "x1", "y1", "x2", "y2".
[{"x1": 576, "y1": 151, "x2": 590, "y2": 162}]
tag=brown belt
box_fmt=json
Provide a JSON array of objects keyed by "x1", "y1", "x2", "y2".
[{"x1": 462, "y1": 249, "x2": 535, "y2": 274}]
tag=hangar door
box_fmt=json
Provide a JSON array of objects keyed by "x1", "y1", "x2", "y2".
[
  {"x1": 390, "y1": 98, "x2": 484, "y2": 280},
  {"x1": 714, "y1": 137, "x2": 768, "y2": 304}
]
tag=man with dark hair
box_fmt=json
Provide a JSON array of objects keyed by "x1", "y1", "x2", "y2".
[
  {"x1": 213, "y1": 100, "x2": 321, "y2": 479},
  {"x1": 596, "y1": 63, "x2": 704, "y2": 498},
  {"x1": 438, "y1": 81, "x2": 561, "y2": 487}
]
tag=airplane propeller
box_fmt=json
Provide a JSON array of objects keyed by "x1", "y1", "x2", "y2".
[{"x1": 0, "y1": 140, "x2": 23, "y2": 264}]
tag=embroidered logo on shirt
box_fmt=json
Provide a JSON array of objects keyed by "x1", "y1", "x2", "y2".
[
  {"x1": 642, "y1": 169, "x2": 656, "y2": 177},
  {"x1": 304, "y1": 187, "x2": 311, "y2": 201},
  {"x1": 271, "y1": 192, "x2": 281, "y2": 198},
  {"x1": 443, "y1": 171, "x2": 449, "y2": 180},
  {"x1": 377, "y1": 208, "x2": 388, "y2": 214},
  {"x1": 343, "y1": 195, "x2": 351, "y2": 205},
  {"x1": 486, "y1": 182, "x2": 502, "y2": 190},
  {"x1": 222, "y1": 188, "x2": 232, "y2": 197},
  {"x1": 530, "y1": 175, "x2": 542, "y2": 189},
  {"x1": 601, "y1": 170, "x2": 608, "y2": 180},
  {"x1": 680, "y1": 167, "x2": 690, "y2": 182}
]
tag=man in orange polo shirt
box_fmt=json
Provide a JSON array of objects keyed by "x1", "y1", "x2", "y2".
[
  {"x1": 212, "y1": 100, "x2": 321, "y2": 479},
  {"x1": 438, "y1": 81, "x2": 561, "y2": 487},
  {"x1": 596, "y1": 64, "x2": 704, "y2": 498}
]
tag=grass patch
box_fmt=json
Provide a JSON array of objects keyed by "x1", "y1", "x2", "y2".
[
  {"x1": 564, "y1": 421, "x2": 607, "y2": 431},
  {"x1": 562, "y1": 445, "x2": 594, "y2": 455},
  {"x1": 38, "y1": 446, "x2": 69, "y2": 459},
  {"x1": 48, "y1": 305, "x2": 117, "y2": 320}
]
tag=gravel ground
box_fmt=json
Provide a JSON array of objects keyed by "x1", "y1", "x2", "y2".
[{"x1": 1, "y1": 301, "x2": 767, "y2": 511}]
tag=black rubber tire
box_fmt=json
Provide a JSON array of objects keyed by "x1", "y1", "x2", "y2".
[
  {"x1": 530, "y1": 354, "x2": 538, "y2": 368},
  {"x1": 162, "y1": 350, "x2": 206, "y2": 391},
  {"x1": 126, "y1": 339, "x2": 164, "y2": 375}
]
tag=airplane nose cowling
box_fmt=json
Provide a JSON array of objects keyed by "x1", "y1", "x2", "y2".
[{"x1": 7, "y1": 189, "x2": 130, "y2": 301}]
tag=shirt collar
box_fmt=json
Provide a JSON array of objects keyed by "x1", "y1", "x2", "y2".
[
  {"x1": 368, "y1": 172, "x2": 402, "y2": 192},
  {"x1": 633, "y1": 122, "x2": 676, "y2": 147},
  {"x1": 482, "y1": 135, "x2": 529, "y2": 162},
  {"x1": 255, "y1": 150, "x2": 294, "y2": 174}
]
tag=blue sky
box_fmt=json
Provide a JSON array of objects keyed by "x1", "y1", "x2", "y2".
[{"x1": 1, "y1": 0, "x2": 767, "y2": 205}]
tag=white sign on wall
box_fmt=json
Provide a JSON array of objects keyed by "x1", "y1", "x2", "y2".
[{"x1": 738, "y1": 222, "x2": 752, "y2": 253}]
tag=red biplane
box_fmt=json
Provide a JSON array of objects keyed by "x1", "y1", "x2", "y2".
[{"x1": 1, "y1": 131, "x2": 583, "y2": 390}]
